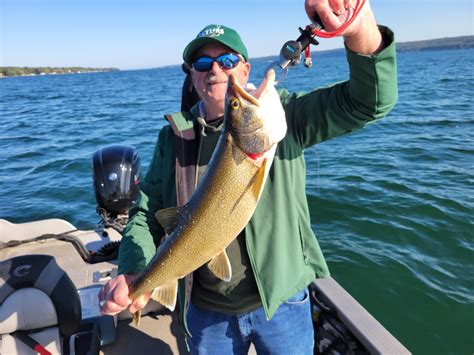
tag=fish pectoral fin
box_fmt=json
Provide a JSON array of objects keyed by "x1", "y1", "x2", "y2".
[
  {"x1": 251, "y1": 157, "x2": 268, "y2": 201},
  {"x1": 155, "y1": 206, "x2": 183, "y2": 235},
  {"x1": 207, "y1": 250, "x2": 232, "y2": 282},
  {"x1": 150, "y1": 281, "x2": 178, "y2": 312}
]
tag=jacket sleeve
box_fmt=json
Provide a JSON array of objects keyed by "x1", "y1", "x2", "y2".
[
  {"x1": 280, "y1": 26, "x2": 398, "y2": 148},
  {"x1": 117, "y1": 128, "x2": 170, "y2": 275}
]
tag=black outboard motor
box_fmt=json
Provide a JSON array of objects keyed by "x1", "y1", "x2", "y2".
[{"x1": 93, "y1": 145, "x2": 141, "y2": 225}]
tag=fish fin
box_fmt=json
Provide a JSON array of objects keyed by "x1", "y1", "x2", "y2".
[
  {"x1": 150, "y1": 282, "x2": 178, "y2": 312},
  {"x1": 251, "y1": 157, "x2": 268, "y2": 201},
  {"x1": 133, "y1": 309, "x2": 141, "y2": 326},
  {"x1": 155, "y1": 206, "x2": 182, "y2": 235},
  {"x1": 207, "y1": 250, "x2": 232, "y2": 282}
]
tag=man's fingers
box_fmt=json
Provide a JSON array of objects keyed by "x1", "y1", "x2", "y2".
[
  {"x1": 305, "y1": 3, "x2": 315, "y2": 21},
  {"x1": 312, "y1": 3, "x2": 343, "y2": 31},
  {"x1": 98, "y1": 275, "x2": 133, "y2": 315},
  {"x1": 344, "y1": 0, "x2": 355, "y2": 10},
  {"x1": 101, "y1": 299, "x2": 129, "y2": 315},
  {"x1": 129, "y1": 292, "x2": 151, "y2": 314},
  {"x1": 98, "y1": 274, "x2": 152, "y2": 316},
  {"x1": 328, "y1": 0, "x2": 344, "y2": 15},
  {"x1": 111, "y1": 278, "x2": 133, "y2": 307},
  {"x1": 99, "y1": 282, "x2": 131, "y2": 315}
]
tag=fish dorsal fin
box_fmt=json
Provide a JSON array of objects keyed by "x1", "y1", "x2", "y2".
[
  {"x1": 252, "y1": 157, "x2": 268, "y2": 201},
  {"x1": 150, "y1": 281, "x2": 178, "y2": 312},
  {"x1": 207, "y1": 250, "x2": 232, "y2": 282},
  {"x1": 155, "y1": 206, "x2": 182, "y2": 235}
]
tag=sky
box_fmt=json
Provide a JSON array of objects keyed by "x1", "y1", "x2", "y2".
[{"x1": 0, "y1": 0, "x2": 472, "y2": 70}]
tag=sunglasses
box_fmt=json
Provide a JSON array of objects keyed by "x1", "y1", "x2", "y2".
[{"x1": 192, "y1": 53, "x2": 242, "y2": 72}]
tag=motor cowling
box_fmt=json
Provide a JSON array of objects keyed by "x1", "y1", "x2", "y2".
[{"x1": 92, "y1": 145, "x2": 141, "y2": 217}]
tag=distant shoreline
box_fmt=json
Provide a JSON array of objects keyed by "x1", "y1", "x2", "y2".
[
  {"x1": 0, "y1": 67, "x2": 119, "y2": 78},
  {"x1": 2, "y1": 35, "x2": 472, "y2": 76},
  {"x1": 395, "y1": 35, "x2": 474, "y2": 52},
  {"x1": 255, "y1": 35, "x2": 474, "y2": 62}
]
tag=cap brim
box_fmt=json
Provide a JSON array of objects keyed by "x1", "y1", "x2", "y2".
[{"x1": 183, "y1": 37, "x2": 230, "y2": 64}]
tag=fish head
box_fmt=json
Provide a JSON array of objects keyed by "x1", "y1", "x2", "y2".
[{"x1": 225, "y1": 69, "x2": 287, "y2": 155}]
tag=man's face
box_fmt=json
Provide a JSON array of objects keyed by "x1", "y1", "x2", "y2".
[{"x1": 190, "y1": 43, "x2": 250, "y2": 114}]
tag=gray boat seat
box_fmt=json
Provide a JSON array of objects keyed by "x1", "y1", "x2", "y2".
[{"x1": 0, "y1": 254, "x2": 81, "y2": 354}]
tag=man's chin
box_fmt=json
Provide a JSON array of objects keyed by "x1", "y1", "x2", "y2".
[
  {"x1": 202, "y1": 92, "x2": 226, "y2": 108},
  {"x1": 204, "y1": 84, "x2": 227, "y2": 98}
]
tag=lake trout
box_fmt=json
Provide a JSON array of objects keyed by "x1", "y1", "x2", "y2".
[{"x1": 128, "y1": 69, "x2": 287, "y2": 321}]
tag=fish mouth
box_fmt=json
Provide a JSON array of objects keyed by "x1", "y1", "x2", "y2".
[{"x1": 228, "y1": 69, "x2": 276, "y2": 106}]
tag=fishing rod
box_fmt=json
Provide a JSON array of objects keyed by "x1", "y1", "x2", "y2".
[{"x1": 267, "y1": 0, "x2": 366, "y2": 85}]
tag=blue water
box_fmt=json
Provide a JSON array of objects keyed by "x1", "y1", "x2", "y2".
[{"x1": 1, "y1": 48, "x2": 473, "y2": 354}]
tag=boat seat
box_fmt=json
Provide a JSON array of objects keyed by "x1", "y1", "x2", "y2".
[{"x1": 0, "y1": 254, "x2": 82, "y2": 354}]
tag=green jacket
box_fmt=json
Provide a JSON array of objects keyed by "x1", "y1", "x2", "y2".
[{"x1": 118, "y1": 26, "x2": 397, "y2": 332}]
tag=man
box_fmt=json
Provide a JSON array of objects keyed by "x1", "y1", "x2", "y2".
[{"x1": 99, "y1": 0, "x2": 398, "y2": 353}]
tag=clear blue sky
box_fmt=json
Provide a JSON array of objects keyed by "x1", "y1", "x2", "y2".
[{"x1": 1, "y1": 0, "x2": 472, "y2": 69}]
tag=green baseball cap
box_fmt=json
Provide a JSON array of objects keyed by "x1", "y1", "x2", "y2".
[{"x1": 183, "y1": 24, "x2": 248, "y2": 64}]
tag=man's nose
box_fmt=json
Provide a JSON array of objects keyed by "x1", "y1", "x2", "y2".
[{"x1": 209, "y1": 61, "x2": 222, "y2": 73}]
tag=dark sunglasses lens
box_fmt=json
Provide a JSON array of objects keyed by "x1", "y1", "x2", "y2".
[
  {"x1": 192, "y1": 57, "x2": 213, "y2": 72},
  {"x1": 216, "y1": 54, "x2": 240, "y2": 69},
  {"x1": 192, "y1": 54, "x2": 241, "y2": 72}
]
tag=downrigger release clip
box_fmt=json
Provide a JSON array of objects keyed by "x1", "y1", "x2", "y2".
[
  {"x1": 266, "y1": 0, "x2": 366, "y2": 85},
  {"x1": 265, "y1": 13, "x2": 325, "y2": 85}
]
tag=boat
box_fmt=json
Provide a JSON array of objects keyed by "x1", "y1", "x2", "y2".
[{"x1": 0, "y1": 145, "x2": 410, "y2": 354}]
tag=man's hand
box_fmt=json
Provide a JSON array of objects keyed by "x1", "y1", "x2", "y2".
[
  {"x1": 304, "y1": 0, "x2": 383, "y2": 55},
  {"x1": 98, "y1": 274, "x2": 151, "y2": 315}
]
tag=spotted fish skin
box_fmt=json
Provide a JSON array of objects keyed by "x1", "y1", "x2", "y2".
[{"x1": 128, "y1": 69, "x2": 287, "y2": 314}]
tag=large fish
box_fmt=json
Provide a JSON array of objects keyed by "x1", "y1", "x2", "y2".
[{"x1": 128, "y1": 69, "x2": 287, "y2": 318}]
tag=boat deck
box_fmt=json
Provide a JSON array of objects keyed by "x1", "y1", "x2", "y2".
[{"x1": 0, "y1": 219, "x2": 409, "y2": 354}]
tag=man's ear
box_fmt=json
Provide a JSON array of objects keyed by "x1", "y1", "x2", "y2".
[
  {"x1": 182, "y1": 62, "x2": 192, "y2": 74},
  {"x1": 242, "y1": 62, "x2": 251, "y2": 83}
]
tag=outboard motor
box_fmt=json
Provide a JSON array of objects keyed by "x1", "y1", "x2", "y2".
[{"x1": 93, "y1": 145, "x2": 141, "y2": 232}]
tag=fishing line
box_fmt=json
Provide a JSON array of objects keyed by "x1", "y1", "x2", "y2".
[
  {"x1": 308, "y1": 146, "x2": 321, "y2": 194},
  {"x1": 303, "y1": 0, "x2": 366, "y2": 193}
]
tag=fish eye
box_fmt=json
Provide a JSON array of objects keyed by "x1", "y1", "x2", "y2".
[{"x1": 230, "y1": 98, "x2": 240, "y2": 110}]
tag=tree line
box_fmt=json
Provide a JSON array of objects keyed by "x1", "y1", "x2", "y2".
[{"x1": 0, "y1": 67, "x2": 118, "y2": 77}]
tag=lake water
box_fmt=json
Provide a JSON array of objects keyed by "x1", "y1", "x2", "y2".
[{"x1": 1, "y1": 48, "x2": 473, "y2": 354}]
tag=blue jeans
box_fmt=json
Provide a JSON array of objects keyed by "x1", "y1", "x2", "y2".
[{"x1": 187, "y1": 289, "x2": 314, "y2": 354}]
